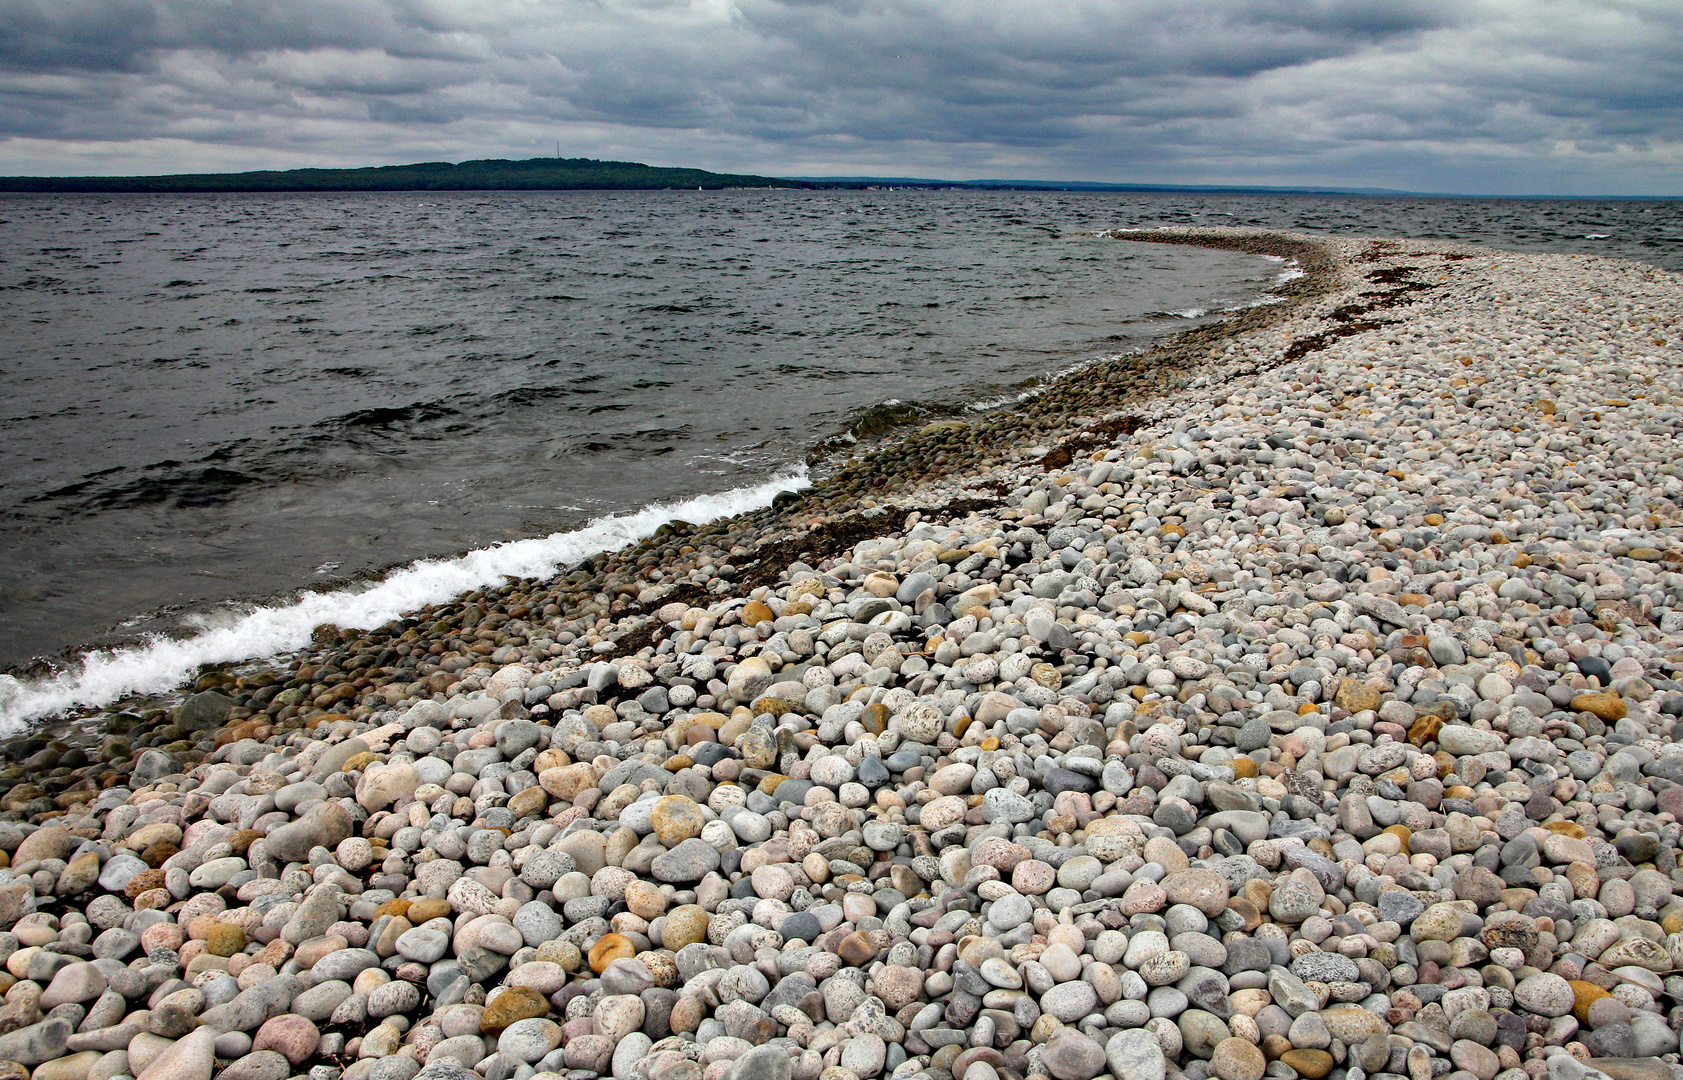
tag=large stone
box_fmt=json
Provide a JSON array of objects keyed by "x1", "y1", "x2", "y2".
[
  {"x1": 481, "y1": 987, "x2": 549, "y2": 1033},
  {"x1": 175, "y1": 691, "x2": 235, "y2": 732},
  {"x1": 498, "y1": 1018, "x2": 563, "y2": 1064},
  {"x1": 252, "y1": 1015, "x2": 320, "y2": 1066},
  {"x1": 282, "y1": 886, "x2": 344, "y2": 945},
  {"x1": 651, "y1": 838, "x2": 719, "y2": 882},
  {"x1": 130, "y1": 749, "x2": 182, "y2": 785},
  {"x1": 1450, "y1": 1040, "x2": 1500, "y2": 1080},
  {"x1": 663, "y1": 906, "x2": 710, "y2": 950},
  {"x1": 727, "y1": 658, "x2": 774, "y2": 703},
  {"x1": 264, "y1": 801, "x2": 354, "y2": 864},
  {"x1": 649, "y1": 797, "x2": 706, "y2": 847},
  {"x1": 1570, "y1": 692, "x2": 1626, "y2": 721},
  {"x1": 40, "y1": 963, "x2": 106, "y2": 1009},
  {"x1": 1280, "y1": 1050, "x2": 1334, "y2": 1080},
  {"x1": 1043, "y1": 1029, "x2": 1106, "y2": 1080},
  {"x1": 14, "y1": 826, "x2": 80, "y2": 866},
  {"x1": 199, "y1": 974, "x2": 304, "y2": 1032},
  {"x1": 1210, "y1": 1037, "x2": 1265, "y2": 1080},
  {"x1": 356, "y1": 764, "x2": 419, "y2": 812},
  {"x1": 135, "y1": 1026, "x2": 216, "y2": 1080},
  {"x1": 729, "y1": 1044, "x2": 793, "y2": 1080},
  {"x1": 1162, "y1": 869, "x2": 1230, "y2": 916},
  {"x1": 56, "y1": 851, "x2": 102, "y2": 896},
  {"x1": 1437, "y1": 726, "x2": 1503, "y2": 756},
  {"x1": 221, "y1": 1051, "x2": 292, "y2": 1080},
  {"x1": 839, "y1": 1033, "x2": 886, "y2": 1077},
  {"x1": 1319, "y1": 1007, "x2": 1386, "y2": 1044},
  {"x1": 1041, "y1": 981, "x2": 1099, "y2": 1022},
  {"x1": 1106, "y1": 1030, "x2": 1166, "y2": 1080},
  {"x1": 613, "y1": 1032, "x2": 654, "y2": 1079},
  {"x1": 308, "y1": 738, "x2": 370, "y2": 780},
  {"x1": 35, "y1": 1050, "x2": 104, "y2": 1080},
  {"x1": 1515, "y1": 973, "x2": 1575, "y2": 1017},
  {"x1": 0, "y1": 1019, "x2": 71, "y2": 1066},
  {"x1": 291, "y1": 982, "x2": 354, "y2": 1024}
]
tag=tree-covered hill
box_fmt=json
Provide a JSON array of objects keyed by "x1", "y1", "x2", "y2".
[{"x1": 0, "y1": 157, "x2": 808, "y2": 193}]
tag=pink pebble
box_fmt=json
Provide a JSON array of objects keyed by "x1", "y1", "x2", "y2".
[
  {"x1": 141, "y1": 923, "x2": 185, "y2": 952},
  {"x1": 329, "y1": 921, "x2": 370, "y2": 948}
]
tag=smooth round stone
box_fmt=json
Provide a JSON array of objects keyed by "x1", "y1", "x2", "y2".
[
  {"x1": 780, "y1": 911, "x2": 822, "y2": 944},
  {"x1": 1148, "y1": 987, "x2": 1189, "y2": 1019},
  {"x1": 395, "y1": 927, "x2": 449, "y2": 964},
  {"x1": 367, "y1": 980, "x2": 421, "y2": 1018},
  {"x1": 1043, "y1": 1028, "x2": 1107, "y2": 1080},
  {"x1": 856, "y1": 757, "x2": 891, "y2": 786},
  {"x1": 1040, "y1": 943, "x2": 1082, "y2": 983},
  {"x1": 1139, "y1": 951, "x2": 1192, "y2": 986},
  {"x1": 980, "y1": 957, "x2": 1022, "y2": 989},
  {"x1": 1041, "y1": 980, "x2": 1099, "y2": 1023},
  {"x1": 499, "y1": 1018, "x2": 564, "y2": 1063},
  {"x1": 1106, "y1": 1028, "x2": 1167, "y2": 1080},
  {"x1": 1211, "y1": 1037, "x2": 1265, "y2": 1080},
  {"x1": 1450, "y1": 1039, "x2": 1500, "y2": 1080},
  {"x1": 1281, "y1": 1049, "x2": 1334, "y2": 1079},
  {"x1": 988, "y1": 893, "x2": 1033, "y2": 930},
  {"x1": 1514, "y1": 973, "x2": 1574, "y2": 1017},
  {"x1": 982, "y1": 788, "x2": 1035, "y2": 824},
  {"x1": 1179, "y1": 1010, "x2": 1232, "y2": 1058},
  {"x1": 840, "y1": 1033, "x2": 887, "y2": 1076},
  {"x1": 613, "y1": 1032, "x2": 654, "y2": 1079},
  {"x1": 1057, "y1": 856, "x2": 1104, "y2": 891}
]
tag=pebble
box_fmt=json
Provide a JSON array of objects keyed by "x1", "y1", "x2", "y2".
[{"x1": 4, "y1": 228, "x2": 1683, "y2": 1080}]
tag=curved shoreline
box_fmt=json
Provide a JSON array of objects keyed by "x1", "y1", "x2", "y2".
[
  {"x1": 0, "y1": 228, "x2": 1679, "y2": 1080},
  {"x1": 0, "y1": 228, "x2": 1339, "y2": 746}
]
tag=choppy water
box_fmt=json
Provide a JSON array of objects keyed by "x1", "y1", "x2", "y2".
[{"x1": 0, "y1": 188, "x2": 1677, "y2": 724}]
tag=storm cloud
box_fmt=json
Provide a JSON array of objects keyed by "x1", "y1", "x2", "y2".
[{"x1": 0, "y1": 0, "x2": 1678, "y2": 194}]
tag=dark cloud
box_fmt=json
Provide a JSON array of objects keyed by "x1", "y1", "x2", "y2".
[{"x1": 0, "y1": 0, "x2": 1677, "y2": 193}]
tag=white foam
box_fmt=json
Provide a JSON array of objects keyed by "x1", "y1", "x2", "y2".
[
  {"x1": 0, "y1": 467, "x2": 810, "y2": 730},
  {"x1": 1273, "y1": 259, "x2": 1305, "y2": 284}
]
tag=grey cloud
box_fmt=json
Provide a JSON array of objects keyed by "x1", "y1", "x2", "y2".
[
  {"x1": 0, "y1": 0, "x2": 1678, "y2": 193},
  {"x1": 0, "y1": 0, "x2": 474, "y2": 71}
]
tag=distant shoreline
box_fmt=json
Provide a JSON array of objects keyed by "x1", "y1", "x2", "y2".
[
  {"x1": 0, "y1": 156, "x2": 808, "y2": 195},
  {"x1": 3, "y1": 155, "x2": 1677, "y2": 198}
]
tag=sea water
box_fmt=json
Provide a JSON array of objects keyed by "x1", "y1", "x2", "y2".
[{"x1": 0, "y1": 187, "x2": 1676, "y2": 724}]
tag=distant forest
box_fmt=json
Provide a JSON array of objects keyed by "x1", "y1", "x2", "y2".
[{"x1": 0, "y1": 157, "x2": 809, "y2": 194}]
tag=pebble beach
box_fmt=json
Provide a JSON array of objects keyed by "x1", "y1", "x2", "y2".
[{"x1": 1, "y1": 227, "x2": 1682, "y2": 1080}]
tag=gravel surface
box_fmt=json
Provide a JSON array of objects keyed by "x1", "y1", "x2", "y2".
[{"x1": 0, "y1": 229, "x2": 1680, "y2": 1080}]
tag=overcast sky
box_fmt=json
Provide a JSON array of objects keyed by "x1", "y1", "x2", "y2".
[{"x1": 1, "y1": 0, "x2": 1679, "y2": 194}]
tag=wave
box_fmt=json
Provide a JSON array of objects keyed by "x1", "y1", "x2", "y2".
[
  {"x1": 1267, "y1": 257, "x2": 1306, "y2": 284},
  {"x1": 0, "y1": 467, "x2": 810, "y2": 730},
  {"x1": 26, "y1": 463, "x2": 265, "y2": 513}
]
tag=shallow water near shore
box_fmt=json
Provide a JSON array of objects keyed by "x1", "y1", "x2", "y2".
[{"x1": 1, "y1": 190, "x2": 1679, "y2": 724}]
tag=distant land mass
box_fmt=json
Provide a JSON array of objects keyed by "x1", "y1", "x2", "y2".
[
  {"x1": 0, "y1": 156, "x2": 806, "y2": 193},
  {"x1": 0, "y1": 156, "x2": 1663, "y2": 198}
]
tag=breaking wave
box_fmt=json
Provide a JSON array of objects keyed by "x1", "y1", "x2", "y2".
[{"x1": 0, "y1": 467, "x2": 809, "y2": 730}]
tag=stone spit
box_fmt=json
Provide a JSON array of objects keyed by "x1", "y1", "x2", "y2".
[{"x1": 0, "y1": 230, "x2": 1680, "y2": 1080}]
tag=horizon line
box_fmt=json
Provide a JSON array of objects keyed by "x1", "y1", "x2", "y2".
[{"x1": 0, "y1": 155, "x2": 1675, "y2": 200}]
